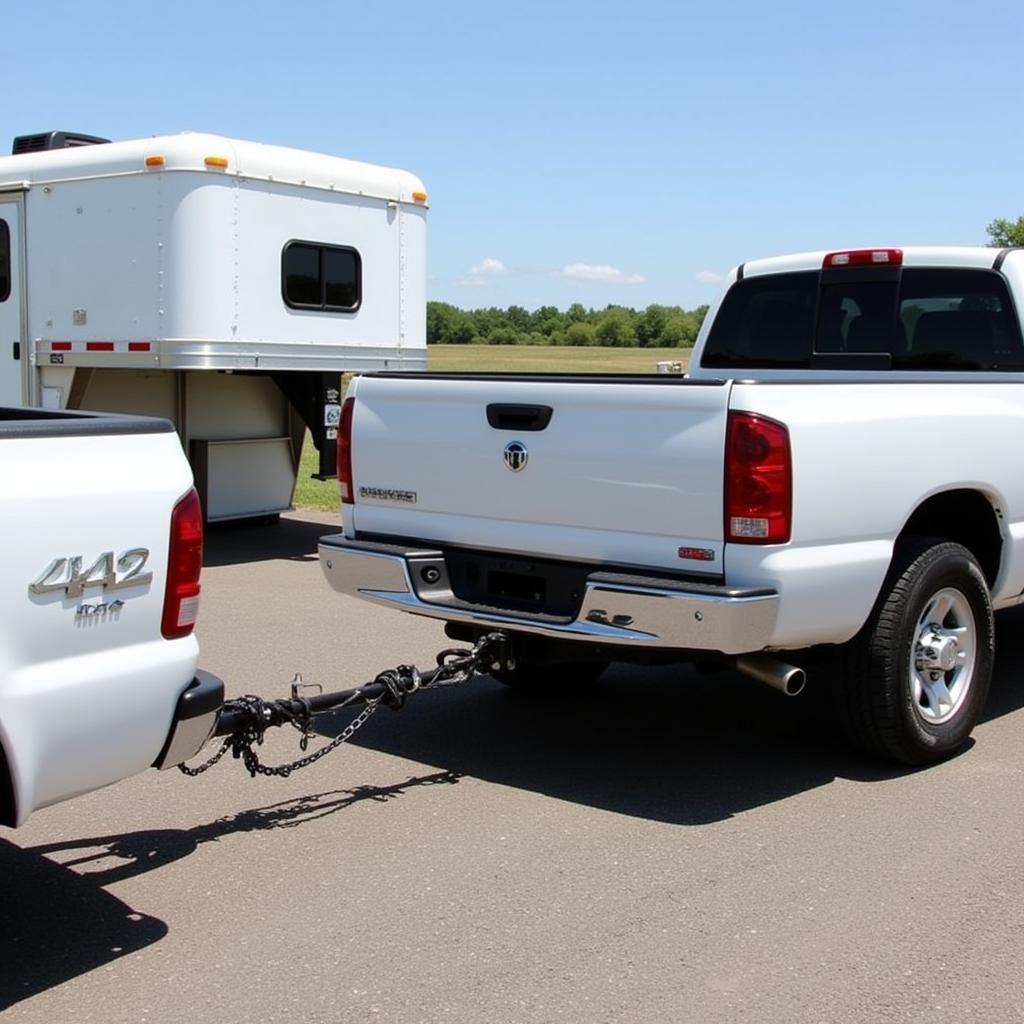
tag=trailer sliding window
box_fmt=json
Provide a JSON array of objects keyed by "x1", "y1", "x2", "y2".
[
  {"x1": 0, "y1": 220, "x2": 9, "y2": 303},
  {"x1": 282, "y1": 241, "x2": 361, "y2": 313}
]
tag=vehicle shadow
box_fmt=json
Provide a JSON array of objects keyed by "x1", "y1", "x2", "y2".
[
  {"x1": 203, "y1": 512, "x2": 338, "y2": 567},
  {"x1": 0, "y1": 838, "x2": 167, "y2": 1010},
  {"x1": 330, "y1": 606, "x2": 1024, "y2": 826},
  {"x1": 0, "y1": 771, "x2": 457, "y2": 1007},
  {"x1": 981, "y1": 605, "x2": 1024, "y2": 722},
  {"x1": 328, "y1": 666, "x2": 879, "y2": 826}
]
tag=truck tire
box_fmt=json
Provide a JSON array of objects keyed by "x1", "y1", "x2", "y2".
[
  {"x1": 838, "y1": 538, "x2": 993, "y2": 765},
  {"x1": 491, "y1": 659, "x2": 609, "y2": 691}
]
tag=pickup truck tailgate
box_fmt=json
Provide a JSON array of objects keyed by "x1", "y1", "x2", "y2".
[
  {"x1": 348, "y1": 375, "x2": 730, "y2": 573},
  {"x1": 0, "y1": 415, "x2": 200, "y2": 819}
]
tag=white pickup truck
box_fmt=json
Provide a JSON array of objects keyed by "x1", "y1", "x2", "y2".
[
  {"x1": 1, "y1": 407, "x2": 223, "y2": 826},
  {"x1": 319, "y1": 245, "x2": 1024, "y2": 766}
]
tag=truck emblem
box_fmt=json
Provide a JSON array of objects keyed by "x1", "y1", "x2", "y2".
[
  {"x1": 358, "y1": 486, "x2": 417, "y2": 504},
  {"x1": 504, "y1": 440, "x2": 528, "y2": 472},
  {"x1": 30, "y1": 549, "x2": 152, "y2": 598}
]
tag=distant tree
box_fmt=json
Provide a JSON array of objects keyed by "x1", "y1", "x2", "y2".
[
  {"x1": 662, "y1": 310, "x2": 709, "y2": 348},
  {"x1": 565, "y1": 322, "x2": 597, "y2": 347},
  {"x1": 426, "y1": 302, "x2": 479, "y2": 344},
  {"x1": 505, "y1": 305, "x2": 532, "y2": 331},
  {"x1": 426, "y1": 302, "x2": 459, "y2": 344},
  {"x1": 531, "y1": 305, "x2": 564, "y2": 337},
  {"x1": 566, "y1": 302, "x2": 588, "y2": 324},
  {"x1": 450, "y1": 309, "x2": 477, "y2": 344},
  {"x1": 636, "y1": 304, "x2": 669, "y2": 347},
  {"x1": 986, "y1": 216, "x2": 1024, "y2": 247},
  {"x1": 595, "y1": 307, "x2": 636, "y2": 347},
  {"x1": 488, "y1": 326, "x2": 519, "y2": 345},
  {"x1": 660, "y1": 314, "x2": 694, "y2": 348},
  {"x1": 471, "y1": 307, "x2": 506, "y2": 339}
]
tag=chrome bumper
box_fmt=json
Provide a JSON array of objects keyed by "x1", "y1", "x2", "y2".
[
  {"x1": 153, "y1": 670, "x2": 225, "y2": 770},
  {"x1": 318, "y1": 535, "x2": 779, "y2": 656}
]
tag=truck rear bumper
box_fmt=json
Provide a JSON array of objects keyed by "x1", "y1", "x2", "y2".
[
  {"x1": 153, "y1": 670, "x2": 225, "y2": 770},
  {"x1": 318, "y1": 535, "x2": 779, "y2": 655}
]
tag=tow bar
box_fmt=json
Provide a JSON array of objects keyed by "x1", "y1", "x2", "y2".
[{"x1": 179, "y1": 632, "x2": 511, "y2": 779}]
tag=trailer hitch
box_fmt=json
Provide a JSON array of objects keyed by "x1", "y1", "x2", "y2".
[{"x1": 179, "y1": 632, "x2": 511, "y2": 779}]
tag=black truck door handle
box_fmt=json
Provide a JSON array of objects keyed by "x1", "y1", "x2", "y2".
[{"x1": 486, "y1": 404, "x2": 554, "y2": 431}]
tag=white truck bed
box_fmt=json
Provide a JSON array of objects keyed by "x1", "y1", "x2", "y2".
[{"x1": 0, "y1": 408, "x2": 222, "y2": 825}]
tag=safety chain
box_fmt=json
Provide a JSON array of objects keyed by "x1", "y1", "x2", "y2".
[
  {"x1": 177, "y1": 690, "x2": 387, "y2": 779},
  {"x1": 179, "y1": 633, "x2": 508, "y2": 779}
]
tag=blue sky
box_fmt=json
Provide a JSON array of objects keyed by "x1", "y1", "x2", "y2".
[{"x1": 4, "y1": 0, "x2": 1022, "y2": 311}]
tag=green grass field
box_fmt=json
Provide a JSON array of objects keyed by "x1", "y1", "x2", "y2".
[
  {"x1": 427, "y1": 344, "x2": 690, "y2": 374},
  {"x1": 292, "y1": 344, "x2": 691, "y2": 510}
]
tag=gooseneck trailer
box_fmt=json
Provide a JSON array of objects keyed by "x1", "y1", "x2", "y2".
[{"x1": 0, "y1": 130, "x2": 427, "y2": 520}]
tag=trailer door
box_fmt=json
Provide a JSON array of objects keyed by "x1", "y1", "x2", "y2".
[{"x1": 0, "y1": 193, "x2": 25, "y2": 406}]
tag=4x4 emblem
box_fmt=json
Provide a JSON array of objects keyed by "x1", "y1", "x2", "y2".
[
  {"x1": 30, "y1": 549, "x2": 152, "y2": 598},
  {"x1": 503, "y1": 440, "x2": 528, "y2": 472}
]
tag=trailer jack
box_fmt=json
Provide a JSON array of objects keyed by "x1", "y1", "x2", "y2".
[{"x1": 179, "y1": 632, "x2": 512, "y2": 779}]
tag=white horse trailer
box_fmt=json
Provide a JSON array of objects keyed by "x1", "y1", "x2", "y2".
[{"x1": 0, "y1": 130, "x2": 427, "y2": 521}]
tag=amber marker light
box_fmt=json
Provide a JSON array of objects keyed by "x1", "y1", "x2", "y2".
[
  {"x1": 144, "y1": 155, "x2": 165, "y2": 167},
  {"x1": 412, "y1": 190, "x2": 428, "y2": 202},
  {"x1": 204, "y1": 155, "x2": 229, "y2": 169}
]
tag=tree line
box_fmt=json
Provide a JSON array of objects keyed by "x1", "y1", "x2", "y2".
[
  {"x1": 427, "y1": 301, "x2": 709, "y2": 348},
  {"x1": 426, "y1": 218, "x2": 1022, "y2": 350}
]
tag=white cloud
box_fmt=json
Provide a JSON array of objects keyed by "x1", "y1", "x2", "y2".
[
  {"x1": 469, "y1": 257, "x2": 507, "y2": 275},
  {"x1": 454, "y1": 257, "x2": 510, "y2": 287},
  {"x1": 695, "y1": 270, "x2": 723, "y2": 285},
  {"x1": 557, "y1": 262, "x2": 646, "y2": 285}
]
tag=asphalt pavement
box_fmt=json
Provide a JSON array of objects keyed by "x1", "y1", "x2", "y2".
[{"x1": 3, "y1": 510, "x2": 1024, "y2": 1023}]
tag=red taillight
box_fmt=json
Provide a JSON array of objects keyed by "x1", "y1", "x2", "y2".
[
  {"x1": 162, "y1": 488, "x2": 203, "y2": 639},
  {"x1": 337, "y1": 396, "x2": 356, "y2": 504},
  {"x1": 725, "y1": 412, "x2": 791, "y2": 544},
  {"x1": 823, "y1": 248, "x2": 902, "y2": 268}
]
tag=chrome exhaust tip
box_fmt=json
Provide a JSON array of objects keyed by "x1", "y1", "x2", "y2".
[{"x1": 735, "y1": 655, "x2": 806, "y2": 697}]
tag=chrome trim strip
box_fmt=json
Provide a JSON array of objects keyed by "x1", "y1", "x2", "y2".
[{"x1": 34, "y1": 339, "x2": 427, "y2": 373}]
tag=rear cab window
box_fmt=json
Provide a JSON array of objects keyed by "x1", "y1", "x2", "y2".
[{"x1": 702, "y1": 267, "x2": 1024, "y2": 371}]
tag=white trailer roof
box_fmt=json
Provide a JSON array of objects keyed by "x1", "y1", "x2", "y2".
[{"x1": 0, "y1": 131, "x2": 427, "y2": 204}]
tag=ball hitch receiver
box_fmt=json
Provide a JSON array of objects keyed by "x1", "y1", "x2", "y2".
[{"x1": 177, "y1": 632, "x2": 512, "y2": 779}]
